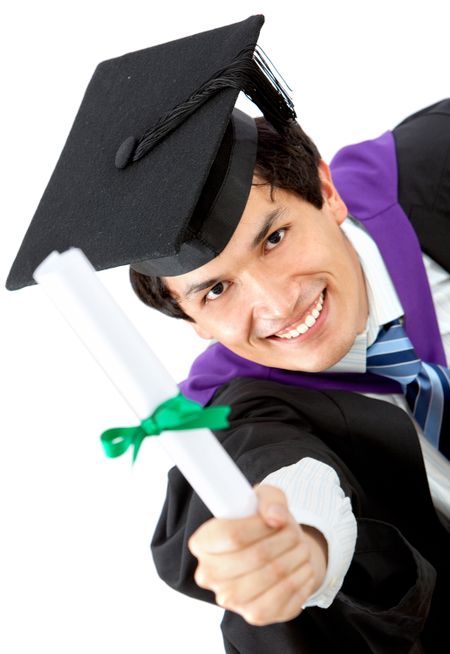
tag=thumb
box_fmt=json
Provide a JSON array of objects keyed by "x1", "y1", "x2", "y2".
[{"x1": 255, "y1": 484, "x2": 290, "y2": 529}]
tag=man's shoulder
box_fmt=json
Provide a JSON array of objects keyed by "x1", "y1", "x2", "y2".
[
  {"x1": 330, "y1": 130, "x2": 398, "y2": 222},
  {"x1": 211, "y1": 376, "x2": 414, "y2": 446},
  {"x1": 211, "y1": 377, "x2": 426, "y2": 489}
]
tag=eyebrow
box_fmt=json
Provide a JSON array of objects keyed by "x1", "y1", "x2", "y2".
[
  {"x1": 250, "y1": 207, "x2": 286, "y2": 249},
  {"x1": 183, "y1": 206, "x2": 287, "y2": 299},
  {"x1": 184, "y1": 277, "x2": 222, "y2": 299}
]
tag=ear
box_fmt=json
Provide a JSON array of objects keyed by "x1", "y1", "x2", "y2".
[
  {"x1": 318, "y1": 160, "x2": 348, "y2": 225},
  {"x1": 190, "y1": 321, "x2": 214, "y2": 340}
]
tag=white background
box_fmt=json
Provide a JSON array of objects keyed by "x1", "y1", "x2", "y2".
[{"x1": 1, "y1": 1, "x2": 448, "y2": 652}]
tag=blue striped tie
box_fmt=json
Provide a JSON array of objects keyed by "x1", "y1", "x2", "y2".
[{"x1": 366, "y1": 320, "x2": 450, "y2": 457}]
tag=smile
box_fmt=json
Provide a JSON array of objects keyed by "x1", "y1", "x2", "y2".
[{"x1": 271, "y1": 291, "x2": 325, "y2": 340}]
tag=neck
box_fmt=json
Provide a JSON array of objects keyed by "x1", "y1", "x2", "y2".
[{"x1": 345, "y1": 232, "x2": 369, "y2": 335}]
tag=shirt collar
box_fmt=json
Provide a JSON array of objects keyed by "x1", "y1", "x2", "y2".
[{"x1": 326, "y1": 215, "x2": 403, "y2": 373}]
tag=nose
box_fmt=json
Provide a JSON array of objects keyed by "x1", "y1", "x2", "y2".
[{"x1": 242, "y1": 268, "x2": 296, "y2": 322}]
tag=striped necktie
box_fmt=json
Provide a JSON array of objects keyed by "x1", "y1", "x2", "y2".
[{"x1": 366, "y1": 320, "x2": 450, "y2": 458}]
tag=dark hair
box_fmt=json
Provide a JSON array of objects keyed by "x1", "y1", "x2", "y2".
[{"x1": 130, "y1": 117, "x2": 323, "y2": 321}]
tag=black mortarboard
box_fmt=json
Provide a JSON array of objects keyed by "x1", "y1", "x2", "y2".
[{"x1": 6, "y1": 14, "x2": 296, "y2": 290}]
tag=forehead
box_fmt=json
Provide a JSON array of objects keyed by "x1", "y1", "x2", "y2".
[
  {"x1": 206, "y1": 179, "x2": 288, "y2": 253},
  {"x1": 165, "y1": 182, "x2": 283, "y2": 287}
]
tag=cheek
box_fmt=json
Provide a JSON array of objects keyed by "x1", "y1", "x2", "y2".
[
  {"x1": 206, "y1": 299, "x2": 251, "y2": 342},
  {"x1": 276, "y1": 229, "x2": 333, "y2": 275}
]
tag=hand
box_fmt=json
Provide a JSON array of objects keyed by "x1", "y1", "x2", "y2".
[{"x1": 188, "y1": 484, "x2": 328, "y2": 626}]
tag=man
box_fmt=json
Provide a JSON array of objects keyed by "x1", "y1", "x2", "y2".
[
  {"x1": 6, "y1": 14, "x2": 450, "y2": 654},
  {"x1": 147, "y1": 103, "x2": 450, "y2": 653}
]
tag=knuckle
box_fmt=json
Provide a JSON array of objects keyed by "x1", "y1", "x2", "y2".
[
  {"x1": 269, "y1": 556, "x2": 288, "y2": 581},
  {"x1": 254, "y1": 540, "x2": 271, "y2": 566},
  {"x1": 295, "y1": 572, "x2": 315, "y2": 605},
  {"x1": 194, "y1": 565, "x2": 211, "y2": 589},
  {"x1": 243, "y1": 606, "x2": 268, "y2": 626},
  {"x1": 302, "y1": 537, "x2": 312, "y2": 558},
  {"x1": 188, "y1": 518, "x2": 216, "y2": 554},
  {"x1": 297, "y1": 539, "x2": 311, "y2": 563},
  {"x1": 193, "y1": 567, "x2": 204, "y2": 586},
  {"x1": 305, "y1": 570, "x2": 316, "y2": 593},
  {"x1": 216, "y1": 591, "x2": 232, "y2": 608},
  {"x1": 227, "y1": 525, "x2": 245, "y2": 548},
  {"x1": 283, "y1": 604, "x2": 304, "y2": 622},
  {"x1": 288, "y1": 524, "x2": 303, "y2": 546},
  {"x1": 282, "y1": 572, "x2": 300, "y2": 595},
  {"x1": 187, "y1": 534, "x2": 198, "y2": 556}
]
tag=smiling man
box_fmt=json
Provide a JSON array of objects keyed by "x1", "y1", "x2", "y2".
[
  {"x1": 137, "y1": 102, "x2": 450, "y2": 653},
  {"x1": 163, "y1": 163, "x2": 367, "y2": 373},
  {"x1": 7, "y1": 14, "x2": 450, "y2": 654}
]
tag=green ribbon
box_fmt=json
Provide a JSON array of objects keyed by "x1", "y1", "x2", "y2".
[{"x1": 100, "y1": 392, "x2": 231, "y2": 462}]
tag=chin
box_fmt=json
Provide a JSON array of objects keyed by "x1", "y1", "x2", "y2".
[
  {"x1": 280, "y1": 359, "x2": 332, "y2": 373},
  {"x1": 276, "y1": 341, "x2": 355, "y2": 373}
]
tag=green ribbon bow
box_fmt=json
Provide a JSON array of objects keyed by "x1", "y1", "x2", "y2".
[{"x1": 100, "y1": 392, "x2": 231, "y2": 462}]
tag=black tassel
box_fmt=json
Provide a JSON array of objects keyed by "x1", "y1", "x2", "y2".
[
  {"x1": 246, "y1": 45, "x2": 296, "y2": 131},
  {"x1": 116, "y1": 45, "x2": 296, "y2": 168}
]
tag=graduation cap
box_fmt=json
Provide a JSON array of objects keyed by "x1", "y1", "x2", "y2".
[{"x1": 6, "y1": 14, "x2": 296, "y2": 290}]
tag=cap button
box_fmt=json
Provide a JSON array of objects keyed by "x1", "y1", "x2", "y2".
[{"x1": 115, "y1": 136, "x2": 137, "y2": 169}]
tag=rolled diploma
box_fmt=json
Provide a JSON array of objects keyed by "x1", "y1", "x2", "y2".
[{"x1": 33, "y1": 248, "x2": 258, "y2": 519}]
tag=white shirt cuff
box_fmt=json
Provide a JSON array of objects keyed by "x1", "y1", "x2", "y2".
[{"x1": 261, "y1": 457, "x2": 357, "y2": 608}]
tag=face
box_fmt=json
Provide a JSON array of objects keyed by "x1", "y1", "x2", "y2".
[{"x1": 165, "y1": 162, "x2": 369, "y2": 372}]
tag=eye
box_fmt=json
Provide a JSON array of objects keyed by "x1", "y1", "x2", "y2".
[
  {"x1": 264, "y1": 228, "x2": 286, "y2": 252},
  {"x1": 205, "y1": 281, "x2": 230, "y2": 302}
]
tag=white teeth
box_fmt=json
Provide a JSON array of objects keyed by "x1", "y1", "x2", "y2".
[{"x1": 274, "y1": 290, "x2": 325, "y2": 339}]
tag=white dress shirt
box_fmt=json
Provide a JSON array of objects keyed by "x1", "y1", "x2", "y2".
[{"x1": 261, "y1": 216, "x2": 450, "y2": 608}]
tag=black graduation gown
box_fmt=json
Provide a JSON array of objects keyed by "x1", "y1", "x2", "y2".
[
  {"x1": 151, "y1": 379, "x2": 450, "y2": 653},
  {"x1": 151, "y1": 100, "x2": 450, "y2": 653}
]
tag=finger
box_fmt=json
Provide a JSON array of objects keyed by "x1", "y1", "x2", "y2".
[
  {"x1": 189, "y1": 485, "x2": 292, "y2": 557},
  {"x1": 255, "y1": 485, "x2": 290, "y2": 528},
  {"x1": 188, "y1": 514, "x2": 274, "y2": 557},
  {"x1": 195, "y1": 522, "x2": 304, "y2": 584},
  {"x1": 236, "y1": 563, "x2": 316, "y2": 627},
  {"x1": 277, "y1": 575, "x2": 317, "y2": 623},
  {"x1": 214, "y1": 539, "x2": 311, "y2": 605}
]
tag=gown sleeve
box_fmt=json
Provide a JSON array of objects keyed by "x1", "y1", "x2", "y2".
[{"x1": 151, "y1": 378, "x2": 440, "y2": 653}]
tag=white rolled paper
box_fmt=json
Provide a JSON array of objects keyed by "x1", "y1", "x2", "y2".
[{"x1": 33, "y1": 248, "x2": 257, "y2": 519}]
